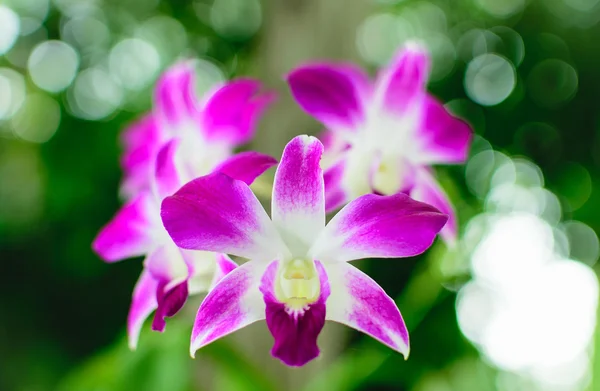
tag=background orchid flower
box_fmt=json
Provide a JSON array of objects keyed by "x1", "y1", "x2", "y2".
[
  {"x1": 93, "y1": 138, "x2": 277, "y2": 349},
  {"x1": 120, "y1": 61, "x2": 275, "y2": 199},
  {"x1": 161, "y1": 135, "x2": 448, "y2": 366},
  {"x1": 287, "y1": 43, "x2": 472, "y2": 243}
]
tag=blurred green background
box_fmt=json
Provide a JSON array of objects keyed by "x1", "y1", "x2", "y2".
[{"x1": 1, "y1": 0, "x2": 600, "y2": 390}]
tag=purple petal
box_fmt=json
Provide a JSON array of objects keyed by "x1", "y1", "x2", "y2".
[
  {"x1": 323, "y1": 160, "x2": 348, "y2": 212},
  {"x1": 336, "y1": 64, "x2": 373, "y2": 101},
  {"x1": 410, "y1": 168, "x2": 458, "y2": 244},
  {"x1": 120, "y1": 115, "x2": 164, "y2": 198},
  {"x1": 161, "y1": 172, "x2": 286, "y2": 260},
  {"x1": 190, "y1": 261, "x2": 267, "y2": 357},
  {"x1": 259, "y1": 260, "x2": 330, "y2": 366},
  {"x1": 416, "y1": 96, "x2": 472, "y2": 164},
  {"x1": 127, "y1": 269, "x2": 158, "y2": 350},
  {"x1": 376, "y1": 42, "x2": 430, "y2": 115},
  {"x1": 152, "y1": 280, "x2": 189, "y2": 332},
  {"x1": 324, "y1": 262, "x2": 409, "y2": 357},
  {"x1": 213, "y1": 151, "x2": 278, "y2": 185},
  {"x1": 310, "y1": 193, "x2": 448, "y2": 262},
  {"x1": 210, "y1": 253, "x2": 239, "y2": 289},
  {"x1": 92, "y1": 192, "x2": 156, "y2": 262},
  {"x1": 201, "y1": 79, "x2": 275, "y2": 145},
  {"x1": 272, "y1": 136, "x2": 325, "y2": 255},
  {"x1": 153, "y1": 139, "x2": 183, "y2": 199},
  {"x1": 154, "y1": 62, "x2": 198, "y2": 126},
  {"x1": 287, "y1": 64, "x2": 366, "y2": 130}
]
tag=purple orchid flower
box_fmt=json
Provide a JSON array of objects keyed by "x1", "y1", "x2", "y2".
[
  {"x1": 93, "y1": 138, "x2": 277, "y2": 349},
  {"x1": 161, "y1": 135, "x2": 448, "y2": 366},
  {"x1": 287, "y1": 43, "x2": 472, "y2": 243},
  {"x1": 120, "y1": 61, "x2": 275, "y2": 199}
]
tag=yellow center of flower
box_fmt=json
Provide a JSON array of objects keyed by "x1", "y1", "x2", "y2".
[
  {"x1": 276, "y1": 259, "x2": 320, "y2": 309},
  {"x1": 372, "y1": 158, "x2": 404, "y2": 195}
]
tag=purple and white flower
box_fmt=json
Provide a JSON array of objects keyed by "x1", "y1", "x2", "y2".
[
  {"x1": 120, "y1": 61, "x2": 275, "y2": 199},
  {"x1": 93, "y1": 138, "x2": 277, "y2": 349},
  {"x1": 287, "y1": 43, "x2": 472, "y2": 242},
  {"x1": 161, "y1": 135, "x2": 448, "y2": 366}
]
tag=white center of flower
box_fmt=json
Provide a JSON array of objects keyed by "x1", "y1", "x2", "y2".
[
  {"x1": 341, "y1": 104, "x2": 420, "y2": 198},
  {"x1": 177, "y1": 122, "x2": 230, "y2": 181},
  {"x1": 276, "y1": 259, "x2": 320, "y2": 309}
]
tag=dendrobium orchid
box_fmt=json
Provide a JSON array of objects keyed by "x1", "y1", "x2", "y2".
[
  {"x1": 93, "y1": 138, "x2": 277, "y2": 349},
  {"x1": 161, "y1": 135, "x2": 448, "y2": 366},
  {"x1": 287, "y1": 43, "x2": 472, "y2": 242},
  {"x1": 120, "y1": 61, "x2": 275, "y2": 199}
]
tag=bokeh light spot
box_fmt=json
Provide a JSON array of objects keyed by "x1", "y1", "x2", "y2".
[
  {"x1": 12, "y1": 93, "x2": 61, "y2": 143},
  {"x1": 0, "y1": 6, "x2": 20, "y2": 55},
  {"x1": 357, "y1": 13, "x2": 404, "y2": 65},
  {"x1": 136, "y1": 15, "x2": 187, "y2": 63},
  {"x1": 68, "y1": 67, "x2": 123, "y2": 120},
  {"x1": 425, "y1": 33, "x2": 456, "y2": 81},
  {"x1": 474, "y1": 0, "x2": 525, "y2": 19},
  {"x1": 109, "y1": 38, "x2": 160, "y2": 91},
  {"x1": 554, "y1": 162, "x2": 592, "y2": 211},
  {"x1": 6, "y1": 0, "x2": 50, "y2": 35},
  {"x1": 465, "y1": 53, "x2": 516, "y2": 106},
  {"x1": 0, "y1": 67, "x2": 26, "y2": 121},
  {"x1": 210, "y1": 0, "x2": 262, "y2": 41},
  {"x1": 28, "y1": 40, "x2": 80, "y2": 93},
  {"x1": 514, "y1": 122, "x2": 562, "y2": 166},
  {"x1": 61, "y1": 15, "x2": 111, "y2": 53},
  {"x1": 561, "y1": 221, "x2": 599, "y2": 266},
  {"x1": 527, "y1": 59, "x2": 578, "y2": 108},
  {"x1": 5, "y1": 26, "x2": 47, "y2": 69},
  {"x1": 489, "y1": 26, "x2": 525, "y2": 67}
]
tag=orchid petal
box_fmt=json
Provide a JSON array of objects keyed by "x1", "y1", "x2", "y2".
[
  {"x1": 127, "y1": 269, "x2": 158, "y2": 350},
  {"x1": 154, "y1": 62, "x2": 197, "y2": 126},
  {"x1": 376, "y1": 42, "x2": 429, "y2": 115},
  {"x1": 152, "y1": 280, "x2": 189, "y2": 332},
  {"x1": 415, "y1": 96, "x2": 472, "y2": 164},
  {"x1": 121, "y1": 114, "x2": 162, "y2": 150},
  {"x1": 336, "y1": 64, "x2": 373, "y2": 102},
  {"x1": 310, "y1": 193, "x2": 448, "y2": 262},
  {"x1": 190, "y1": 261, "x2": 267, "y2": 357},
  {"x1": 272, "y1": 136, "x2": 325, "y2": 256},
  {"x1": 202, "y1": 79, "x2": 275, "y2": 145},
  {"x1": 324, "y1": 262, "x2": 409, "y2": 357},
  {"x1": 410, "y1": 168, "x2": 458, "y2": 244},
  {"x1": 210, "y1": 253, "x2": 239, "y2": 289},
  {"x1": 259, "y1": 260, "x2": 330, "y2": 366},
  {"x1": 161, "y1": 172, "x2": 287, "y2": 261},
  {"x1": 120, "y1": 115, "x2": 163, "y2": 198},
  {"x1": 213, "y1": 151, "x2": 277, "y2": 185},
  {"x1": 323, "y1": 159, "x2": 348, "y2": 212},
  {"x1": 93, "y1": 192, "x2": 156, "y2": 262},
  {"x1": 154, "y1": 139, "x2": 183, "y2": 199},
  {"x1": 287, "y1": 65, "x2": 365, "y2": 130}
]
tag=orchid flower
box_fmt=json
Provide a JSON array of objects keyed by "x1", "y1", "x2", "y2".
[
  {"x1": 120, "y1": 61, "x2": 275, "y2": 199},
  {"x1": 287, "y1": 43, "x2": 472, "y2": 242},
  {"x1": 161, "y1": 135, "x2": 448, "y2": 366},
  {"x1": 93, "y1": 138, "x2": 277, "y2": 349}
]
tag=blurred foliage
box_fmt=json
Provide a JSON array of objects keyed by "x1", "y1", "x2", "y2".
[{"x1": 1, "y1": 0, "x2": 600, "y2": 391}]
